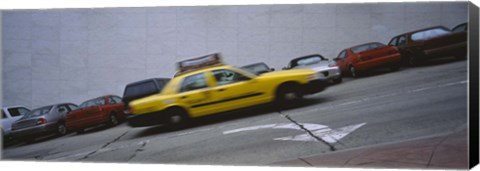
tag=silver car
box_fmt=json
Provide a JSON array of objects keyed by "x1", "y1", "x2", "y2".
[
  {"x1": 10, "y1": 103, "x2": 78, "y2": 142},
  {"x1": 284, "y1": 54, "x2": 342, "y2": 84},
  {"x1": 2, "y1": 106, "x2": 30, "y2": 139}
]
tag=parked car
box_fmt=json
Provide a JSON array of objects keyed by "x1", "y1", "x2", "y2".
[
  {"x1": 452, "y1": 22, "x2": 467, "y2": 33},
  {"x1": 10, "y1": 103, "x2": 78, "y2": 142},
  {"x1": 66, "y1": 95, "x2": 126, "y2": 134},
  {"x1": 284, "y1": 54, "x2": 342, "y2": 84},
  {"x1": 122, "y1": 78, "x2": 170, "y2": 117},
  {"x1": 2, "y1": 106, "x2": 30, "y2": 139},
  {"x1": 388, "y1": 25, "x2": 467, "y2": 66},
  {"x1": 127, "y1": 53, "x2": 329, "y2": 128},
  {"x1": 334, "y1": 42, "x2": 402, "y2": 77},
  {"x1": 240, "y1": 62, "x2": 275, "y2": 75}
]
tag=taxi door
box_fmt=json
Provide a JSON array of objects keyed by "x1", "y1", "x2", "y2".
[
  {"x1": 176, "y1": 73, "x2": 216, "y2": 117},
  {"x1": 208, "y1": 69, "x2": 266, "y2": 113}
]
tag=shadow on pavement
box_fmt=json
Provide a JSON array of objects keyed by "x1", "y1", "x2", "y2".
[
  {"x1": 130, "y1": 97, "x2": 331, "y2": 139},
  {"x1": 346, "y1": 57, "x2": 463, "y2": 79}
]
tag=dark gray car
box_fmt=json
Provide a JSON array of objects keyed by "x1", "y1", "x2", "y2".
[{"x1": 10, "y1": 103, "x2": 78, "y2": 142}]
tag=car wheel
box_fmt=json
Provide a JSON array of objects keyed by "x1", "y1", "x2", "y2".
[
  {"x1": 390, "y1": 64, "x2": 400, "y2": 71},
  {"x1": 332, "y1": 77, "x2": 343, "y2": 84},
  {"x1": 109, "y1": 114, "x2": 119, "y2": 126},
  {"x1": 76, "y1": 129, "x2": 85, "y2": 134},
  {"x1": 56, "y1": 123, "x2": 67, "y2": 136},
  {"x1": 407, "y1": 55, "x2": 423, "y2": 66},
  {"x1": 165, "y1": 108, "x2": 189, "y2": 130},
  {"x1": 350, "y1": 66, "x2": 360, "y2": 78}
]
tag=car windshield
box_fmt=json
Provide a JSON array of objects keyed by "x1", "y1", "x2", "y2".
[
  {"x1": 411, "y1": 28, "x2": 450, "y2": 41},
  {"x1": 351, "y1": 42, "x2": 386, "y2": 54},
  {"x1": 290, "y1": 55, "x2": 325, "y2": 68},
  {"x1": 452, "y1": 24, "x2": 467, "y2": 33},
  {"x1": 22, "y1": 106, "x2": 52, "y2": 119},
  {"x1": 79, "y1": 98, "x2": 105, "y2": 108},
  {"x1": 240, "y1": 63, "x2": 269, "y2": 75}
]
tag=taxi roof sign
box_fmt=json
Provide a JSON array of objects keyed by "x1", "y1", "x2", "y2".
[{"x1": 175, "y1": 53, "x2": 224, "y2": 76}]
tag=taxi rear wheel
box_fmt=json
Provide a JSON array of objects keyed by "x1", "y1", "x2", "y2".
[{"x1": 165, "y1": 108, "x2": 189, "y2": 130}]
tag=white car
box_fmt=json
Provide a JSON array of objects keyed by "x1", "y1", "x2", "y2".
[
  {"x1": 284, "y1": 54, "x2": 343, "y2": 84},
  {"x1": 2, "y1": 106, "x2": 30, "y2": 139}
]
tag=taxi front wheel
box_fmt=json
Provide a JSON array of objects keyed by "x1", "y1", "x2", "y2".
[{"x1": 275, "y1": 83, "x2": 302, "y2": 107}]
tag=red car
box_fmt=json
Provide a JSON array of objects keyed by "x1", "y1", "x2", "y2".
[
  {"x1": 66, "y1": 95, "x2": 126, "y2": 134},
  {"x1": 334, "y1": 42, "x2": 402, "y2": 77}
]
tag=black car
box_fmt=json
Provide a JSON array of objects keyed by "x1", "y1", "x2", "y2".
[
  {"x1": 240, "y1": 62, "x2": 275, "y2": 75},
  {"x1": 122, "y1": 78, "x2": 170, "y2": 116}
]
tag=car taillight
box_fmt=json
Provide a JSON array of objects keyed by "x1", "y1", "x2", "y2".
[{"x1": 36, "y1": 118, "x2": 47, "y2": 125}]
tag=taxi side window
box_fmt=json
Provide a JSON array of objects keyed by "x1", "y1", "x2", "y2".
[
  {"x1": 212, "y1": 69, "x2": 250, "y2": 86},
  {"x1": 180, "y1": 73, "x2": 208, "y2": 92}
]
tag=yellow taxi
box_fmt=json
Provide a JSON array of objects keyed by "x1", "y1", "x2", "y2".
[{"x1": 127, "y1": 53, "x2": 329, "y2": 128}]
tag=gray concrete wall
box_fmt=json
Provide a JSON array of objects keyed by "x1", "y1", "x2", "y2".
[{"x1": 1, "y1": 2, "x2": 468, "y2": 109}]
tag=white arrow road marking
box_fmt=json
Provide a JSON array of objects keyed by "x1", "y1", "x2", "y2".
[
  {"x1": 223, "y1": 123, "x2": 329, "y2": 134},
  {"x1": 274, "y1": 123, "x2": 366, "y2": 143},
  {"x1": 223, "y1": 122, "x2": 366, "y2": 143}
]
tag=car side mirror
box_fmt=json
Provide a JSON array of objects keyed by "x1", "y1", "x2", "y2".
[
  {"x1": 282, "y1": 67, "x2": 287, "y2": 70},
  {"x1": 270, "y1": 68, "x2": 275, "y2": 71}
]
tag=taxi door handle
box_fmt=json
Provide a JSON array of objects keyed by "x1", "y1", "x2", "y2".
[
  {"x1": 181, "y1": 96, "x2": 188, "y2": 99},
  {"x1": 217, "y1": 88, "x2": 226, "y2": 92}
]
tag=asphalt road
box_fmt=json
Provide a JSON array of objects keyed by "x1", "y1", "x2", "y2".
[{"x1": 1, "y1": 58, "x2": 468, "y2": 166}]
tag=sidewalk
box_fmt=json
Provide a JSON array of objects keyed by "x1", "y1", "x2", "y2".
[{"x1": 272, "y1": 128, "x2": 469, "y2": 169}]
